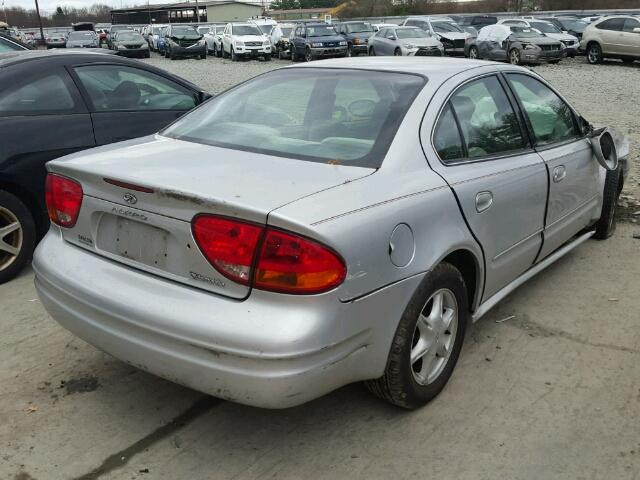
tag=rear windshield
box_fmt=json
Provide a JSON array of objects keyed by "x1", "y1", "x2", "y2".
[
  {"x1": 163, "y1": 69, "x2": 425, "y2": 168},
  {"x1": 68, "y1": 31, "x2": 95, "y2": 39}
]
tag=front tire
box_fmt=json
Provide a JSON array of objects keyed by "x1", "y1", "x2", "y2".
[
  {"x1": 468, "y1": 46, "x2": 478, "y2": 59},
  {"x1": 593, "y1": 166, "x2": 622, "y2": 240},
  {"x1": 0, "y1": 191, "x2": 36, "y2": 284},
  {"x1": 230, "y1": 47, "x2": 238, "y2": 61},
  {"x1": 304, "y1": 47, "x2": 313, "y2": 62},
  {"x1": 365, "y1": 262, "x2": 468, "y2": 409},
  {"x1": 509, "y1": 48, "x2": 521, "y2": 65},
  {"x1": 587, "y1": 42, "x2": 602, "y2": 64}
]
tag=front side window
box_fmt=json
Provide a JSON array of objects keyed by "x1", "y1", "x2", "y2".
[
  {"x1": 74, "y1": 65, "x2": 196, "y2": 112},
  {"x1": 447, "y1": 76, "x2": 525, "y2": 159},
  {"x1": 507, "y1": 74, "x2": 577, "y2": 146},
  {"x1": 0, "y1": 73, "x2": 76, "y2": 115},
  {"x1": 162, "y1": 69, "x2": 425, "y2": 168},
  {"x1": 0, "y1": 37, "x2": 24, "y2": 52},
  {"x1": 596, "y1": 18, "x2": 625, "y2": 31},
  {"x1": 623, "y1": 18, "x2": 640, "y2": 32}
]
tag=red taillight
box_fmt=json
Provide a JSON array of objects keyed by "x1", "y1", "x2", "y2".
[
  {"x1": 191, "y1": 215, "x2": 262, "y2": 285},
  {"x1": 255, "y1": 229, "x2": 346, "y2": 294},
  {"x1": 191, "y1": 214, "x2": 346, "y2": 294},
  {"x1": 45, "y1": 173, "x2": 83, "y2": 228}
]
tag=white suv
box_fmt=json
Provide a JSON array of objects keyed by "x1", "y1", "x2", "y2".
[{"x1": 222, "y1": 23, "x2": 271, "y2": 61}]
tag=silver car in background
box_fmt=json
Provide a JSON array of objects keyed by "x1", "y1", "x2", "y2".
[
  {"x1": 368, "y1": 26, "x2": 444, "y2": 56},
  {"x1": 34, "y1": 59, "x2": 628, "y2": 410},
  {"x1": 65, "y1": 31, "x2": 99, "y2": 48},
  {"x1": 403, "y1": 16, "x2": 471, "y2": 55}
]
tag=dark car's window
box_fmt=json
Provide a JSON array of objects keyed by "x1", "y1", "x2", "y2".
[
  {"x1": 0, "y1": 73, "x2": 76, "y2": 115},
  {"x1": 448, "y1": 76, "x2": 525, "y2": 160},
  {"x1": 163, "y1": 69, "x2": 425, "y2": 168},
  {"x1": 623, "y1": 18, "x2": 640, "y2": 32},
  {"x1": 344, "y1": 22, "x2": 373, "y2": 33},
  {"x1": 74, "y1": 65, "x2": 196, "y2": 112},
  {"x1": 529, "y1": 21, "x2": 561, "y2": 34},
  {"x1": 596, "y1": 18, "x2": 625, "y2": 31},
  {"x1": 507, "y1": 74, "x2": 577, "y2": 146},
  {"x1": 0, "y1": 37, "x2": 25, "y2": 52},
  {"x1": 433, "y1": 104, "x2": 464, "y2": 163}
]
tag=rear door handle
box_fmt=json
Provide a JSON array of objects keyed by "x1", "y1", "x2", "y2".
[
  {"x1": 552, "y1": 165, "x2": 567, "y2": 183},
  {"x1": 475, "y1": 191, "x2": 493, "y2": 213}
]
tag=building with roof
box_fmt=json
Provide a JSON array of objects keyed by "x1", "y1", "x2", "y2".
[{"x1": 110, "y1": 0, "x2": 265, "y2": 25}]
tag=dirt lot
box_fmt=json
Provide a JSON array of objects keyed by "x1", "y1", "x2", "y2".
[{"x1": 1, "y1": 55, "x2": 639, "y2": 480}]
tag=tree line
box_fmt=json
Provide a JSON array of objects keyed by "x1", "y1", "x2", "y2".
[{"x1": 3, "y1": 4, "x2": 111, "y2": 29}]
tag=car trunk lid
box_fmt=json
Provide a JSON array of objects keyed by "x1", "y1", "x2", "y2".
[{"x1": 47, "y1": 135, "x2": 373, "y2": 299}]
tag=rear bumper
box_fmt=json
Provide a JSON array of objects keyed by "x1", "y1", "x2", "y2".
[{"x1": 34, "y1": 231, "x2": 421, "y2": 408}]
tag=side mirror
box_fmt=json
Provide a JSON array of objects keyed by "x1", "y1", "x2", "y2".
[{"x1": 589, "y1": 126, "x2": 618, "y2": 171}]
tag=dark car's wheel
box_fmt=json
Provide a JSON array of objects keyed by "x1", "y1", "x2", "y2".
[
  {"x1": 394, "y1": 47, "x2": 402, "y2": 56},
  {"x1": 365, "y1": 262, "x2": 468, "y2": 409},
  {"x1": 369, "y1": 46, "x2": 375, "y2": 56},
  {"x1": 594, "y1": 166, "x2": 622, "y2": 240},
  {"x1": 587, "y1": 42, "x2": 603, "y2": 64},
  {"x1": 304, "y1": 47, "x2": 313, "y2": 62},
  {"x1": 144, "y1": 51, "x2": 151, "y2": 58},
  {"x1": 468, "y1": 46, "x2": 479, "y2": 59},
  {"x1": 509, "y1": 48, "x2": 521, "y2": 65},
  {"x1": 263, "y1": 54, "x2": 271, "y2": 61},
  {"x1": 548, "y1": 59, "x2": 560, "y2": 64},
  {"x1": 0, "y1": 191, "x2": 36, "y2": 284},
  {"x1": 346, "y1": 45, "x2": 353, "y2": 57}
]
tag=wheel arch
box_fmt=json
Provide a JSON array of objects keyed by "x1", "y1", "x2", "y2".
[
  {"x1": 0, "y1": 177, "x2": 47, "y2": 239},
  {"x1": 439, "y1": 248, "x2": 482, "y2": 314}
]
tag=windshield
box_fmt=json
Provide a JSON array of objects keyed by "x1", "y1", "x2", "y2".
[
  {"x1": 117, "y1": 32, "x2": 143, "y2": 41},
  {"x1": 510, "y1": 27, "x2": 545, "y2": 38},
  {"x1": 68, "y1": 32, "x2": 95, "y2": 39},
  {"x1": 281, "y1": 27, "x2": 293, "y2": 36},
  {"x1": 197, "y1": 26, "x2": 211, "y2": 34},
  {"x1": 432, "y1": 21, "x2": 463, "y2": 33},
  {"x1": 397, "y1": 28, "x2": 429, "y2": 39},
  {"x1": 171, "y1": 26, "x2": 199, "y2": 36},
  {"x1": 232, "y1": 25, "x2": 262, "y2": 36},
  {"x1": 152, "y1": 27, "x2": 162, "y2": 35},
  {"x1": 257, "y1": 24, "x2": 274, "y2": 34},
  {"x1": 345, "y1": 22, "x2": 373, "y2": 33},
  {"x1": 560, "y1": 19, "x2": 588, "y2": 32},
  {"x1": 306, "y1": 25, "x2": 337, "y2": 36},
  {"x1": 529, "y1": 22, "x2": 561, "y2": 33},
  {"x1": 162, "y1": 69, "x2": 425, "y2": 168}
]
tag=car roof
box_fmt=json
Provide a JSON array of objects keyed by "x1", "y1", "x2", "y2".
[{"x1": 288, "y1": 57, "x2": 505, "y2": 82}]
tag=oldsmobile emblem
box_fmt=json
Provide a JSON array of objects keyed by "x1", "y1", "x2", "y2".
[{"x1": 123, "y1": 192, "x2": 137, "y2": 205}]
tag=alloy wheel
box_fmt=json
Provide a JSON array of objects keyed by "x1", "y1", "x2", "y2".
[
  {"x1": 305, "y1": 49, "x2": 313, "y2": 62},
  {"x1": 0, "y1": 206, "x2": 23, "y2": 272},
  {"x1": 588, "y1": 46, "x2": 601, "y2": 64},
  {"x1": 510, "y1": 49, "x2": 520, "y2": 65},
  {"x1": 410, "y1": 288, "x2": 458, "y2": 386},
  {"x1": 469, "y1": 47, "x2": 478, "y2": 59}
]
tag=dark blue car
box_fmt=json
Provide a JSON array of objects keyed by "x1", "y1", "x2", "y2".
[{"x1": 289, "y1": 22, "x2": 347, "y2": 62}]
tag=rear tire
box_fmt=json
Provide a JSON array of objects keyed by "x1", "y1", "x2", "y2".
[
  {"x1": 394, "y1": 47, "x2": 401, "y2": 56},
  {"x1": 593, "y1": 166, "x2": 622, "y2": 240},
  {"x1": 0, "y1": 190, "x2": 36, "y2": 284},
  {"x1": 587, "y1": 42, "x2": 602, "y2": 64},
  {"x1": 263, "y1": 54, "x2": 271, "y2": 61},
  {"x1": 468, "y1": 46, "x2": 478, "y2": 59},
  {"x1": 365, "y1": 262, "x2": 468, "y2": 409}
]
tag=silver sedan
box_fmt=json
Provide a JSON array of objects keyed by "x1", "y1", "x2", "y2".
[
  {"x1": 34, "y1": 58, "x2": 628, "y2": 409},
  {"x1": 368, "y1": 26, "x2": 444, "y2": 56}
]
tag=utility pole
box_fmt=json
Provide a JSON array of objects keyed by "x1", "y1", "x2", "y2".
[
  {"x1": 195, "y1": 0, "x2": 200, "y2": 23},
  {"x1": 34, "y1": 0, "x2": 45, "y2": 47}
]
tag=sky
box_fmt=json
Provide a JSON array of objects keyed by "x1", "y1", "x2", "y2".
[{"x1": 3, "y1": 0, "x2": 174, "y2": 15}]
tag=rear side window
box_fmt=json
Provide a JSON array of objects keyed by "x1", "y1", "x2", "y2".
[
  {"x1": 507, "y1": 74, "x2": 577, "y2": 146},
  {"x1": 74, "y1": 64, "x2": 196, "y2": 112},
  {"x1": 443, "y1": 76, "x2": 525, "y2": 160},
  {"x1": 433, "y1": 104, "x2": 464, "y2": 162},
  {"x1": 596, "y1": 18, "x2": 625, "y2": 31},
  {"x1": 0, "y1": 73, "x2": 76, "y2": 115}
]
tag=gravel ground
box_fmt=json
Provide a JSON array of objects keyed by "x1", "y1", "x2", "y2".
[{"x1": 140, "y1": 53, "x2": 640, "y2": 217}]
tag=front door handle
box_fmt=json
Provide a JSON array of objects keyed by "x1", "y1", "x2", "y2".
[
  {"x1": 475, "y1": 191, "x2": 493, "y2": 213},
  {"x1": 552, "y1": 165, "x2": 567, "y2": 183}
]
